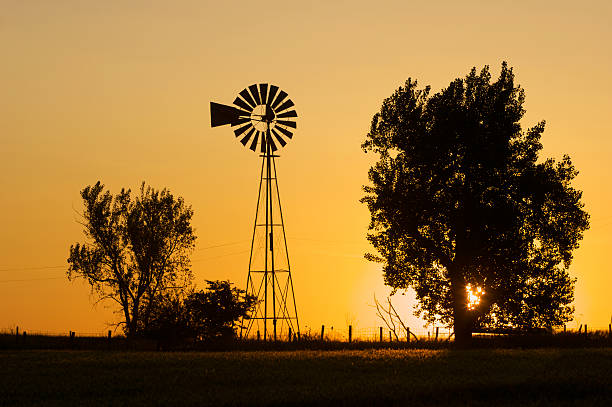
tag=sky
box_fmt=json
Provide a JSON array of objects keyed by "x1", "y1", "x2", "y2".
[{"x1": 1, "y1": 0, "x2": 611, "y2": 336}]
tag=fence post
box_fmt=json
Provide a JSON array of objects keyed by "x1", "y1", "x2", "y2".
[
  {"x1": 348, "y1": 325, "x2": 352, "y2": 343},
  {"x1": 108, "y1": 330, "x2": 112, "y2": 340},
  {"x1": 288, "y1": 327, "x2": 292, "y2": 342},
  {"x1": 23, "y1": 331, "x2": 27, "y2": 343},
  {"x1": 321, "y1": 325, "x2": 325, "y2": 341},
  {"x1": 435, "y1": 327, "x2": 439, "y2": 341},
  {"x1": 407, "y1": 327, "x2": 410, "y2": 343},
  {"x1": 16, "y1": 326, "x2": 19, "y2": 343},
  {"x1": 578, "y1": 324, "x2": 582, "y2": 334},
  {"x1": 609, "y1": 324, "x2": 611, "y2": 338},
  {"x1": 564, "y1": 324, "x2": 566, "y2": 333},
  {"x1": 389, "y1": 330, "x2": 392, "y2": 342},
  {"x1": 584, "y1": 324, "x2": 588, "y2": 337},
  {"x1": 257, "y1": 330, "x2": 260, "y2": 341},
  {"x1": 379, "y1": 327, "x2": 383, "y2": 342}
]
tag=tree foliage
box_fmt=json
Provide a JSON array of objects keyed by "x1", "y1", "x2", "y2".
[
  {"x1": 185, "y1": 280, "x2": 257, "y2": 341},
  {"x1": 145, "y1": 280, "x2": 257, "y2": 344},
  {"x1": 67, "y1": 181, "x2": 196, "y2": 337},
  {"x1": 361, "y1": 63, "x2": 589, "y2": 343}
]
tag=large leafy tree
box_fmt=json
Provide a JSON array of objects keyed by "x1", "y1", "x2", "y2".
[
  {"x1": 68, "y1": 181, "x2": 196, "y2": 337},
  {"x1": 361, "y1": 63, "x2": 589, "y2": 345}
]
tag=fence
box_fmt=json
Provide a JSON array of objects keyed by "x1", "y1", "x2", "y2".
[
  {"x1": 4, "y1": 323, "x2": 612, "y2": 343},
  {"x1": 241, "y1": 323, "x2": 612, "y2": 342},
  {"x1": 295, "y1": 325, "x2": 453, "y2": 342},
  {"x1": 0, "y1": 327, "x2": 116, "y2": 339}
]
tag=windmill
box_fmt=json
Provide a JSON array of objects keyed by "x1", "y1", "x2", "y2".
[{"x1": 210, "y1": 83, "x2": 300, "y2": 341}]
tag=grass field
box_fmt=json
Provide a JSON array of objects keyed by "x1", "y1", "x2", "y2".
[{"x1": 1, "y1": 348, "x2": 611, "y2": 406}]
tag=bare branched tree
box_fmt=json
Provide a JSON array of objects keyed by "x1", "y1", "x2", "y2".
[{"x1": 374, "y1": 295, "x2": 418, "y2": 341}]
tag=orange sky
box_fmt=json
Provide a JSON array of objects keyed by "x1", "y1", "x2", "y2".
[{"x1": 1, "y1": 1, "x2": 611, "y2": 335}]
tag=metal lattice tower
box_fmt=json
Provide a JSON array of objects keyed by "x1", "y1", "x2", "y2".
[{"x1": 210, "y1": 83, "x2": 300, "y2": 340}]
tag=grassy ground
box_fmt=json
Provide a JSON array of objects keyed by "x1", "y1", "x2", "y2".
[{"x1": 1, "y1": 348, "x2": 611, "y2": 406}]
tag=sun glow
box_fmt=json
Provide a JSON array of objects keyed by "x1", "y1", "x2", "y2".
[{"x1": 466, "y1": 284, "x2": 485, "y2": 311}]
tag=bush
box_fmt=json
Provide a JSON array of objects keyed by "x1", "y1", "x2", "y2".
[{"x1": 143, "y1": 280, "x2": 257, "y2": 347}]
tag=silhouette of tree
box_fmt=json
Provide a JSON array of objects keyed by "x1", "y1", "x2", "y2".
[
  {"x1": 67, "y1": 181, "x2": 196, "y2": 337},
  {"x1": 185, "y1": 280, "x2": 257, "y2": 341},
  {"x1": 361, "y1": 63, "x2": 589, "y2": 346},
  {"x1": 143, "y1": 291, "x2": 193, "y2": 347},
  {"x1": 144, "y1": 280, "x2": 256, "y2": 345}
]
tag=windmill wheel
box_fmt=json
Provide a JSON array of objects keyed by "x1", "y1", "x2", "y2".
[{"x1": 210, "y1": 83, "x2": 298, "y2": 153}]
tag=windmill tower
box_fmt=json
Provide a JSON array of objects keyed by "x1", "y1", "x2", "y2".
[{"x1": 210, "y1": 84, "x2": 299, "y2": 341}]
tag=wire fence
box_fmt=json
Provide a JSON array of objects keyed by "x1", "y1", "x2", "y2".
[
  {"x1": 3, "y1": 323, "x2": 611, "y2": 342},
  {"x1": 0, "y1": 328, "x2": 112, "y2": 338},
  {"x1": 240, "y1": 322, "x2": 612, "y2": 342},
  {"x1": 297, "y1": 326, "x2": 453, "y2": 342}
]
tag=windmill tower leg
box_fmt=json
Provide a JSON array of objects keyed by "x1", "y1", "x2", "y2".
[{"x1": 241, "y1": 137, "x2": 299, "y2": 340}]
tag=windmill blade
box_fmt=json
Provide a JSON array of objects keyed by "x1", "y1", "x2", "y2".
[
  {"x1": 233, "y1": 123, "x2": 252, "y2": 137},
  {"x1": 275, "y1": 99, "x2": 294, "y2": 113},
  {"x1": 259, "y1": 84, "x2": 269, "y2": 104},
  {"x1": 210, "y1": 102, "x2": 248, "y2": 127},
  {"x1": 240, "y1": 127, "x2": 255, "y2": 146},
  {"x1": 271, "y1": 128, "x2": 287, "y2": 147},
  {"x1": 271, "y1": 90, "x2": 288, "y2": 109},
  {"x1": 275, "y1": 125, "x2": 293, "y2": 139},
  {"x1": 249, "y1": 131, "x2": 260, "y2": 151},
  {"x1": 276, "y1": 120, "x2": 297, "y2": 129},
  {"x1": 233, "y1": 96, "x2": 253, "y2": 112},
  {"x1": 249, "y1": 84, "x2": 262, "y2": 105},
  {"x1": 239, "y1": 89, "x2": 257, "y2": 108},
  {"x1": 268, "y1": 85, "x2": 279, "y2": 106},
  {"x1": 277, "y1": 110, "x2": 297, "y2": 118}
]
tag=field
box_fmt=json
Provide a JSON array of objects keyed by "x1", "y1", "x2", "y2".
[{"x1": 1, "y1": 348, "x2": 611, "y2": 406}]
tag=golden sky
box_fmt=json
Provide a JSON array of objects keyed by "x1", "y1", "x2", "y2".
[{"x1": 1, "y1": 0, "x2": 611, "y2": 335}]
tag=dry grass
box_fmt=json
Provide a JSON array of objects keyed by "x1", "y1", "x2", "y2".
[{"x1": 1, "y1": 348, "x2": 611, "y2": 406}]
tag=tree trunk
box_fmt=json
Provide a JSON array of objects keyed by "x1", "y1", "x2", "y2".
[
  {"x1": 453, "y1": 306, "x2": 473, "y2": 348},
  {"x1": 127, "y1": 300, "x2": 140, "y2": 338},
  {"x1": 121, "y1": 299, "x2": 134, "y2": 338},
  {"x1": 451, "y1": 276, "x2": 473, "y2": 348}
]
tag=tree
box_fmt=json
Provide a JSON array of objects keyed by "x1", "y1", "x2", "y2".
[
  {"x1": 142, "y1": 291, "x2": 194, "y2": 347},
  {"x1": 361, "y1": 63, "x2": 589, "y2": 346},
  {"x1": 144, "y1": 280, "x2": 257, "y2": 344},
  {"x1": 67, "y1": 181, "x2": 196, "y2": 337},
  {"x1": 185, "y1": 280, "x2": 257, "y2": 341}
]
